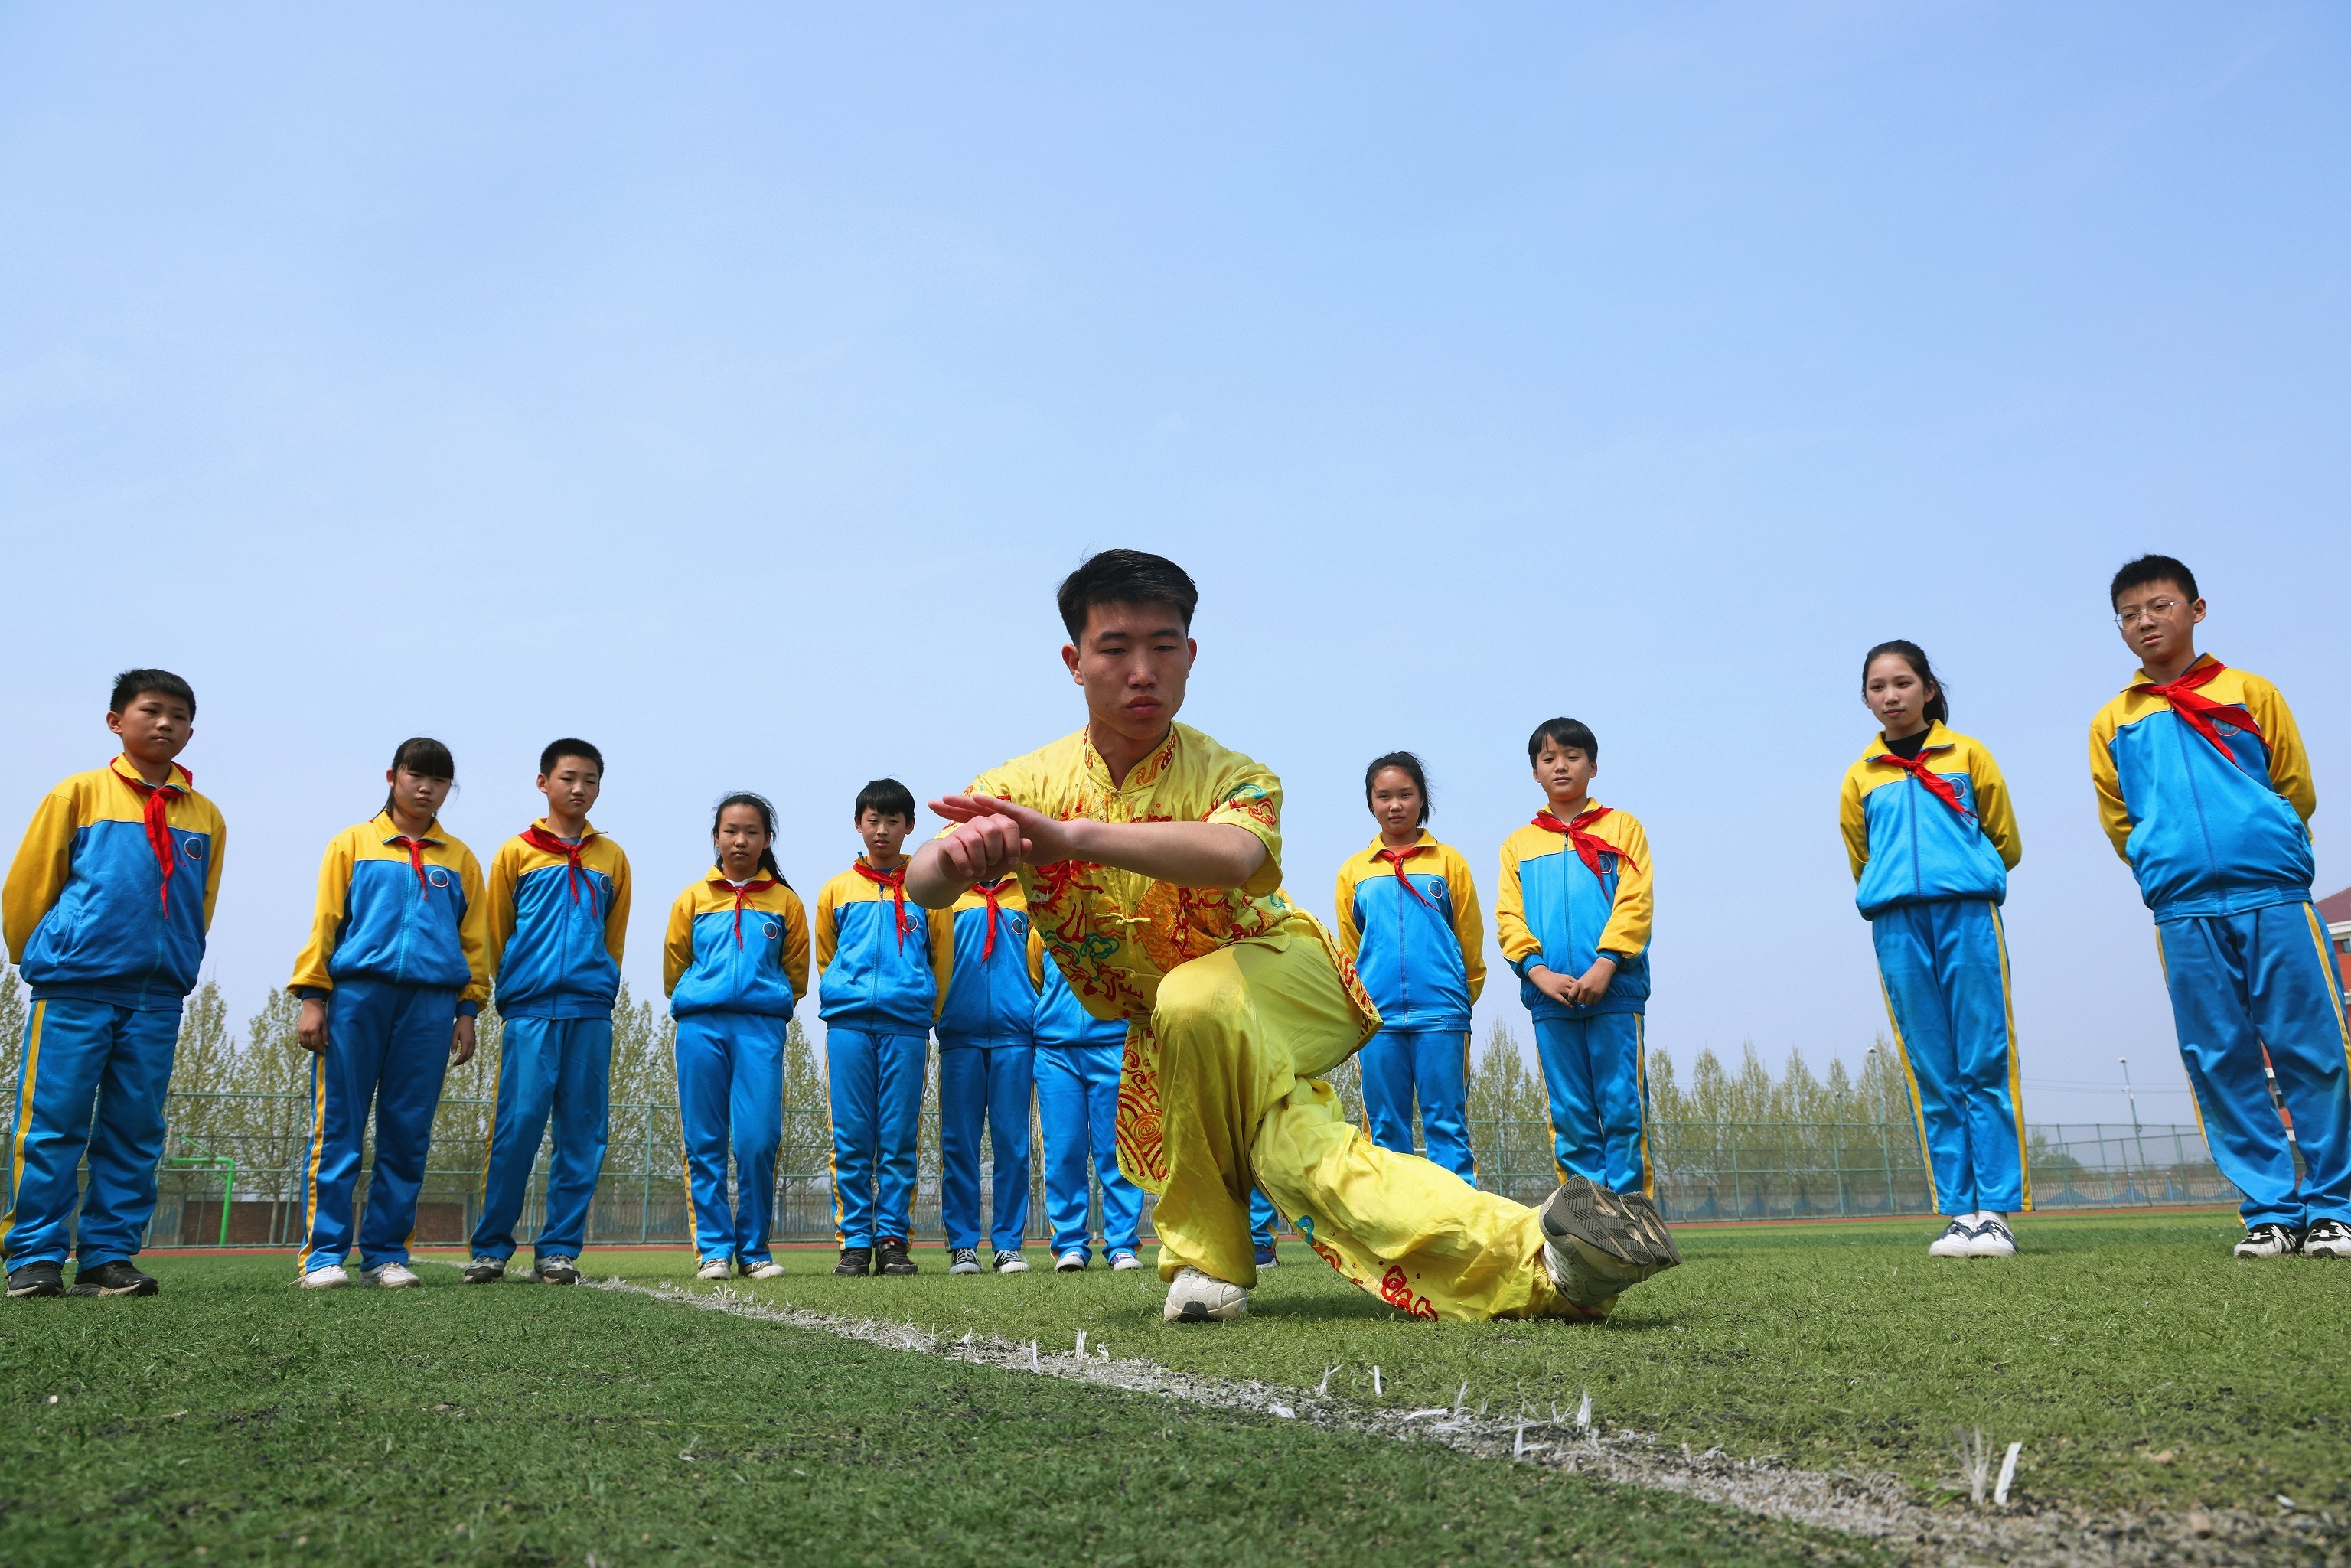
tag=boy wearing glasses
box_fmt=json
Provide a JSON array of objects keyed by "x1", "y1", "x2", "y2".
[{"x1": 2091, "y1": 553, "x2": 2350, "y2": 1260}]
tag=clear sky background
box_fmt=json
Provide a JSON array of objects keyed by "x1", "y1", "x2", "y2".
[{"x1": 3, "y1": 5, "x2": 2344, "y2": 1126}]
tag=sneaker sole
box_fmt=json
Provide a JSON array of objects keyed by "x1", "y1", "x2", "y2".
[
  {"x1": 8, "y1": 1282, "x2": 64, "y2": 1299},
  {"x1": 67, "y1": 1280, "x2": 159, "y2": 1297},
  {"x1": 1538, "y1": 1178, "x2": 1681, "y2": 1270},
  {"x1": 1163, "y1": 1296, "x2": 1247, "y2": 1323}
]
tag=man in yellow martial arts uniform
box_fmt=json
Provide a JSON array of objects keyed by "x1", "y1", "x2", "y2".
[{"x1": 905, "y1": 550, "x2": 1679, "y2": 1323}]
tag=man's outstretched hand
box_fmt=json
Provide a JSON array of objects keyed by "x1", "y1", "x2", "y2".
[{"x1": 910, "y1": 795, "x2": 1082, "y2": 906}]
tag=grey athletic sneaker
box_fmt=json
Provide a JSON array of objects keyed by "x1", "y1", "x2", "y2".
[
  {"x1": 1538, "y1": 1177, "x2": 1681, "y2": 1313},
  {"x1": 536, "y1": 1256, "x2": 582, "y2": 1285},
  {"x1": 461, "y1": 1257, "x2": 506, "y2": 1285}
]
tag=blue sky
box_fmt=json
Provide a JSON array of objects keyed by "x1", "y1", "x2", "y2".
[{"x1": 4, "y1": 5, "x2": 2344, "y2": 1124}]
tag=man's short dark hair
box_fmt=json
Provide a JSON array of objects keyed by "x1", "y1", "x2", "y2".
[
  {"x1": 540, "y1": 738, "x2": 604, "y2": 777},
  {"x1": 1056, "y1": 549, "x2": 1199, "y2": 642},
  {"x1": 111, "y1": 668, "x2": 196, "y2": 718},
  {"x1": 2109, "y1": 554, "x2": 2199, "y2": 609},
  {"x1": 855, "y1": 777, "x2": 917, "y2": 823},
  {"x1": 1528, "y1": 717, "x2": 1599, "y2": 765}
]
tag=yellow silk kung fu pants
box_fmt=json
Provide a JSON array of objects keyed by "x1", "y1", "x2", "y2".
[{"x1": 1123, "y1": 929, "x2": 1567, "y2": 1322}]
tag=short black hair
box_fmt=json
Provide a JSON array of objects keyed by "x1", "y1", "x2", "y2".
[
  {"x1": 1364, "y1": 751, "x2": 1431, "y2": 826},
  {"x1": 1056, "y1": 549, "x2": 1199, "y2": 642},
  {"x1": 111, "y1": 668, "x2": 196, "y2": 719},
  {"x1": 2110, "y1": 553, "x2": 2199, "y2": 609},
  {"x1": 1527, "y1": 717, "x2": 1598, "y2": 765},
  {"x1": 854, "y1": 777, "x2": 917, "y2": 823},
  {"x1": 540, "y1": 738, "x2": 604, "y2": 777}
]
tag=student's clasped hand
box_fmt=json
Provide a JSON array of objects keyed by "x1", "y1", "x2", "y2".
[{"x1": 928, "y1": 794, "x2": 1078, "y2": 882}]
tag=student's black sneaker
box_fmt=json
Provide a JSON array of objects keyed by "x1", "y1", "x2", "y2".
[
  {"x1": 2305, "y1": 1218, "x2": 2351, "y2": 1260},
  {"x1": 876, "y1": 1238, "x2": 918, "y2": 1276},
  {"x1": 2233, "y1": 1223, "x2": 2303, "y2": 1259},
  {"x1": 461, "y1": 1257, "x2": 506, "y2": 1285},
  {"x1": 536, "y1": 1256, "x2": 581, "y2": 1285},
  {"x1": 67, "y1": 1260, "x2": 159, "y2": 1297},
  {"x1": 8, "y1": 1262, "x2": 65, "y2": 1299},
  {"x1": 833, "y1": 1247, "x2": 873, "y2": 1277}
]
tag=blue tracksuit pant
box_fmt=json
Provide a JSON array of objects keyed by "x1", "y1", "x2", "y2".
[
  {"x1": 1872, "y1": 898, "x2": 2028, "y2": 1215},
  {"x1": 827, "y1": 1027, "x2": 926, "y2": 1248},
  {"x1": 301, "y1": 978, "x2": 456, "y2": 1274},
  {"x1": 1532, "y1": 1012, "x2": 1651, "y2": 1196},
  {"x1": 939, "y1": 1043, "x2": 1035, "y2": 1253},
  {"x1": 1034, "y1": 1042, "x2": 1143, "y2": 1258},
  {"x1": 2160, "y1": 901, "x2": 2351, "y2": 1229},
  {"x1": 1359, "y1": 1026, "x2": 1476, "y2": 1183},
  {"x1": 470, "y1": 1015, "x2": 614, "y2": 1264},
  {"x1": 2, "y1": 998, "x2": 180, "y2": 1268},
  {"x1": 1250, "y1": 1187, "x2": 1280, "y2": 1250},
  {"x1": 675, "y1": 1012, "x2": 784, "y2": 1266}
]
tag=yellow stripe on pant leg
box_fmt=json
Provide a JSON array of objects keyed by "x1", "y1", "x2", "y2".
[
  {"x1": 1877, "y1": 975, "x2": 1940, "y2": 1214},
  {"x1": 302, "y1": 1047, "x2": 331, "y2": 1266},
  {"x1": 1991, "y1": 905, "x2": 2031, "y2": 1213},
  {"x1": 1, "y1": 1000, "x2": 48, "y2": 1253},
  {"x1": 2300, "y1": 903, "x2": 2351, "y2": 1071}
]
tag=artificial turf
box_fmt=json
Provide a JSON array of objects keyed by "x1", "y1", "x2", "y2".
[
  {"x1": 608, "y1": 1208, "x2": 2351, "y2": 1518},
  {"x1": 0, "y1": 1253, "x2": 1867, "y2": 1568}
]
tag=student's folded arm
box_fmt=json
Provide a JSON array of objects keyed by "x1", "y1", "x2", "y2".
[
  {"x1": 455, "y1": 851, "x2": 491, "y2": 1014},
  {"x1": 1971, "y1": 746, "x2": 2023, "y2": 871},
  {"x1": 289, "y1": 832, "x2": 357, "y2": 996},
  {"x1": 662, "y1": 893, "x2": 696, "y2": 998},
  {"x1": 781, "y1": 891, "x2": 811, "y2": 1004},
  {"x1": 605, "y1": 852, "x2": 634, "y2": 969},
  {"x1": 1330, "y1": 863, "x2": 1362, "y2": 961},
  {"x1": 1838, "y1": 772, "x2": 1871, "y2": 883},
  {"x1": 1493, "y1": 840, "x2": 1541, "y2": 976},
  {"x1": 2, "y1": 787, "x2": 78, "y2": 963},
  {"x1": 2088, "y1": 716, "x2": 2134, "y2": 862},
  {"x1": 483, "y1": 844, "x2": 522, "y2": 992},
  {"x1": 2252, "y1": 678, "x2": 2316, "y2": 823},
  {"x1": 1450, "y1": 850, "x2": 1488, "y2": 1004},
  {"x1": 1597, "y1": 819, "x2": 1653, "y2": 962},
  {"x1": 200, "y1": 804, "x2": 228, "y2": 933}
]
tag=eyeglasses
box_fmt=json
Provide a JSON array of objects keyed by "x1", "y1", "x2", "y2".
[{"x1": 2114, "y1": 598, "x2": 2183, "y2": 629}]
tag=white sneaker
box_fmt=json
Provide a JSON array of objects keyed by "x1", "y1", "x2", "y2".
[
  {"x1": 2304, "y1": 1218, "x2": 2351, "y2": 1260},
  {"x1": 1108, "y1": 1250, "x2": 1143, "y2": 1272},
  {"x1": 1162, "y1": 1264, "x2": 1247, "y2": 1322},
  {"x1": 299, "y1": 1265, "x2": 347, "y2": 1289},
  {"x1": 696, "y1": 1257, "x2": 732, "y2": 1281},
  {"x1": 947, "y1": 1248, "x2": 982, "y2": 1276},
  {"x1": 993, "y1": 1250, "x2": 1031, "y2": 1274},
  {"x1": 364, "y1": 1263, "x2": 421, "y2": 1289},
  {"x1": 1928, "y1": 1219, "x2": 1978, "y2": 1258},
  {"x1": 745, "y1": 1260, "x2": 787, "y2": 1280},
  {"x1": 1967, "y1": 1214, "x2": 2017, "y2": 1257},
  {"x1": 2234, "y1": 1223, "x2": 2302, "y2": 1259},
  {"x1": 1055, "y1": 1250, "x2": 1087, "y2": 1273}
]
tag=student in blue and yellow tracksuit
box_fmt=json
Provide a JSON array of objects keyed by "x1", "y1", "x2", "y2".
[
  {"x1": 1031, "y1": 948, "x2": 1145, "y2": 1272},
  {"x1": 1841, "y1": 641, "x2": 2027, "y2": 1260},
  {"x1": 466, "y1": 740, "x2": 633, "y2": 1286},
  {"x1": 664, "y1": 791, "x2": 809, "y2": 1283},
  {"x1": 937, "y1": 875, "x2": 1042, "y2": 1274},
  {"x1": 2, "y1": 670, "x2": 225, "y2": 1300},
  {"x1": 2092, "y1": 554, "x2": 2351, "y2": 1261},
  {"x1": 290, "y1": 738, "x2": 490, "y2": 1289},
  {"x1": 1334, "y1": 751, "x2": 1485, "y2": 1185},
  {"x1": 1495, "y1": 718, "x2": 1655, "y2": 1198},
  {"x1": 815, "y1": 778, "x2": 951, "y2": 1278}
]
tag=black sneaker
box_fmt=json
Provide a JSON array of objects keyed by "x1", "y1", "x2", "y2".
[
  {"x1": 876, "y1": 1237, "x2": 918, "y2": 1276},
  {"x1": 8, "y1": 1261, "x2": 65, "y2": 1299},
  {"x1": 536, "y1": 1256, "x2": 581, "y2": 1285},
  {"x1": 2234, "y1": 1222, "x2": 2303, "y2": 1259},
  {"x1": 67, "y1": 1260, "x2": 158, "y2": 1298},
  {"x1": 833, "y1": 1247, "x2": 873, "y2": 1277},
  {"x1": 461, "y1": 1257, "x2": 506, "y2": 1285}
]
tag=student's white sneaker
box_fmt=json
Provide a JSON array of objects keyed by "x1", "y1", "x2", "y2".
[
  {"x1": 2234, "y1": 1223, "x2": 2303, "y2": 1259},
  {"x1": 1108, "y1": 1250, "x2": 1143, "y2": 1272},
  {"x1": 364, "y1": 1263, "x2": 422, "y2": 1289},
  {"x1": 1162, "y1": 1265, "x2": 1247, "y2": 1323},
  {"x1": 299, "y1": 1265, "x2": 348, "y2": 1289},
  {"x1": 2304, "y1": 1218, "x2": 2351, "y2": 1260},
  {"x1": 947, "y1": 1248, "x2": 983, "y2": 1276},
  {"x1": 1928, "y1": 1220, "x2": 1978, "y2": 1258},
  {"x1": 744, "y1": 1260, "x2": 787, "y2": 1280},
  {"x1": 1055, "y1": 1250, "x2": 1088, "y2": 1273},
  {"x1": 993, "y1": 1250, "x2": 1032, "y2": 1274},
  {"x1": 1966, "y1": 1214, "x2": 2017, "y2": 1257},
  {"x1": 696, "y1": 1257, "x2": 732, "y2": 1281}
]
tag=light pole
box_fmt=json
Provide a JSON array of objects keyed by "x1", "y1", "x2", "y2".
[{"x1": 2120, "y1": 1056, "x2": 2151, "y2": 1204}]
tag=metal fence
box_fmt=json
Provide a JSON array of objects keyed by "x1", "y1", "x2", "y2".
[{"x1": 131, "y1": 1090, "x2": 2241, "y2": 1250}]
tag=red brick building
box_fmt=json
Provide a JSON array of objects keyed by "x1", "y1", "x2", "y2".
[{"x1": 2321, "y1": 885, "x2": 2351, "y2": 989}]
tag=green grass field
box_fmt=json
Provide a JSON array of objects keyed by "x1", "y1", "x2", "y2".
[{"x1": 2, "y1": 1208, "x2": 2343, "y2": 1566}]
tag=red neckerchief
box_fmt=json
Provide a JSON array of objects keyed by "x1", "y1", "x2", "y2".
[
  {"x1": 112, "y1": 758, "x2": 189, "y2": 914},
  {"x1": 1533, "y1": 807, "x2": 1640, "y2": 880},
  {"x1": 1869, "y1": 739, "x2": 1974, "y2": 823},
  {"x1": 970, "y1": 877, "x2": 1014, "y2": 959},
  {"x1": 519, "y1": 825, "x2": 599, "y2": 916},
  {"x1": 2132, "y1": 658, "x2": 2263, "y2": 764},
  {"x1": 709, "y1": 872, "x2": 779, "y2": 948},
  {"x1": 853, "y1": 859, "x2": 915, "y2": 947},
  {"x1": 1373, "y1": 842, "x2": 1436, "y2": 911},
  {"x1": 386, "y1": 825, "x2": 442, "y2": 892}
]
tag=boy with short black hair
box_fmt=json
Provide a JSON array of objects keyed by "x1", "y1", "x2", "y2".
[
  {"x1": 2, "y1": 669, "x2": 227, "y2": 1299},
  {"x1": 1495, "y1": 718, "x2": 1657, "y2": 1200},
  {"x1": 465, "y1": 740, "x2": 633, "y2": 1286},
  {"x1": 816, "y1": 779, "x2": 951, "y2": 1278},
  {"x1": 2091, "y1": 554, "x2": 2351, "y2": 1260}
]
